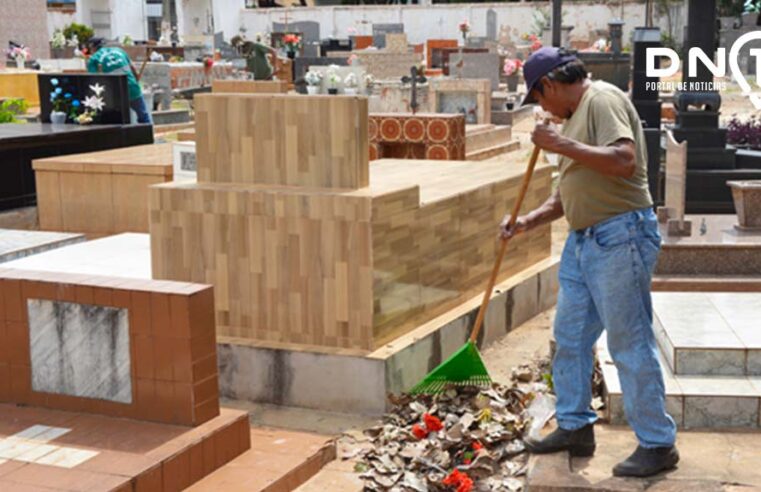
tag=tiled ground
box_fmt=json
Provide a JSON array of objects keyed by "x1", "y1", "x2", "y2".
[
  {"x1": 0, "y1": 404, "x2": 249, "y2": 491},
  {"x1": 0, "y1": 229, "x2": 85, "y2": 264},
  {"x1": 188, "y1": 427, "x2": 335, "y2": 492}
]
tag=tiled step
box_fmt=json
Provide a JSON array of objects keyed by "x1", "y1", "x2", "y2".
[
  {"x1": 465, "y1": 124, "x2": 512, "y2": 154},
  {"x1": 653, "y1": 292, "x2": 761, "y2": 376},
  {"x1": 599, "y1": 337, "x2": 761, "y2": 429},
  {"x1": 466, "y1": 140, "x2": 521, "y2": 161}
]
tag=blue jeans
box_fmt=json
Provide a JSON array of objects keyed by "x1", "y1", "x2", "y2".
[
  {"x1": 130, "y1": 96, "x2": 153, "y2": 124},
  {"x1": 553, "y1": 207, "x2": 676, "y2": 448}
]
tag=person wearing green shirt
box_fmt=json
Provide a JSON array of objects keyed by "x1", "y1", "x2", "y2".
[
  {"x1": 232, "y1": 35, "x2": 277, "y2": 80},
  {"x1": 86, "y1": 38, "x2": 152, "y2": 124}
]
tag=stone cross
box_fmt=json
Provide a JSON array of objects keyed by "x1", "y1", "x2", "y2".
[{"x1": 401, "y1": 66, "x2": 427, "y2": 115}]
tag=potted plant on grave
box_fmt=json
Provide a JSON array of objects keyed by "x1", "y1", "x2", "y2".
[
  {"x1": 458, "y1": 19, "x2": 471, "y2": 46},
  {"x1": 48, "y1": 78, "x2": 70, "y2": 124},
  {"x1": 305, "y1": 70, "x2": 322, "y2": 95},
  {"x1": 282, "y1": 34, "x2": 301, "y2": 60},
  {"x1": 326, "y1": 66, "x2": 341, "y2": 95},
  {"x1": 727, "y1": 115, "x2": 761, "y2": 150},
  {"x1": 50, "y1": 30, "x2": 67, "y2": 59},
  {"x1": 7, "y1": 46, "x2": 30, "y2": 69},
  {"x1": 364, "y1": 73, "x2": 375, "y2": 96},
  {"x1": 727, "y1": 180, "x2": 761, "y2": 230},
  {"x1": 742, "y1": 0, "x2": 760, "y2": 27},
  {"x1": 63, "y1": 23, "x2": 94, "y2": 50},
  {"x1": 503, "y1": 58, "x2": 523, "y2": 92},
  {"x1": 344, "y1": 72, "x2": 359, "y2": 95}
]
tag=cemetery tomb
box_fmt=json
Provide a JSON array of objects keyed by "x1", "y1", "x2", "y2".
[
  {"x1": 0, "y1": 230, "x2": 85, "y2": 264},
  {"x1": 34, "y1": 144, "x2": 174, "y2": 236},
  {"x1": 465, "y1": 124, "x2": 520, "y2": 161},
  {"x1": 149, "y1": 94, "x2": 552, "y2": 352},
  {"x1": 0, "y1": 256, "x2": 250, "y2": 488},
  {"x1": 341, "y1": 52, "x2": 423, "y2": 80},
  {"x1": 0, "y1": 70, "x2": 40, "y2": 107},
  {"x1": 0, "y1": 123, "x2": 153, "y2": 213},
  {"x1": 431, "y1": 78, "x2": 492, "y2": 125},
  {"x1": 369, "y1": 113, "x2": 466, "y2": 161},
  {"x1": 211, "y1": 79, "x2": 289, "y2": 94},
  {"x1": 425, "y1": 40, "x2": 458, "y2": 69}
]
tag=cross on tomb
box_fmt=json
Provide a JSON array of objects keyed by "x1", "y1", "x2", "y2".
[{"x1": 401, "y1": 66, "x2": 427, "y2": 115}]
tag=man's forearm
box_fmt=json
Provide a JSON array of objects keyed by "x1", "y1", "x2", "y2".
[{"x1": 527, "y1": 192, "x2": 564, "y2": 227}]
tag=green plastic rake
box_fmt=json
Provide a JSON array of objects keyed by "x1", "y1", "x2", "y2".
[{"x1": 410, "y1": 145, "x2": 542, "y2": 395}]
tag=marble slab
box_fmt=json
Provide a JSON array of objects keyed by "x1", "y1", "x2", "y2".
[
  {"x1": 653, "y1": 292, "x2": 761, "y2": 376},
  {"x1": 29, "y1": 299, "x2": 132, "y2": 404},
  {"x1": 3, "y1": 233, "x2": 151, "y2": 279},
  {"x1": 0, "y1": 229, "x2": 85, "y2": 264}
]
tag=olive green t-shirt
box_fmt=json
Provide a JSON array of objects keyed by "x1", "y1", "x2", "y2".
[{"x1": 558, "y1": 80, "x2": 653, "y2": 230}]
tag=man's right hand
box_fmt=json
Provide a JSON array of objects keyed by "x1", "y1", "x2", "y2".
[{"x1": 499, "y1": 213, "x2": 533, "y2": 240}]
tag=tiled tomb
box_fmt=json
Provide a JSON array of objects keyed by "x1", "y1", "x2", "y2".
[
  {"x1": 149, "y1": 94, "x2": 552, "y2": 352},
  {"x1": 0, "y1": 229, "x2": 85, "y2": 264},
  {"x1": 602, "y1": 291, "x2": 761, "y2": 429},
  {"x1": 369, "y1": 113, "x2": 466, "y2": 161},
  {"x1": 34, "y1": 144, "x2": 174, "y2": 236}
]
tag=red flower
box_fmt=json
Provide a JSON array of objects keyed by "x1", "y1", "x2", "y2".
[
  {"x1": 423, "y1": 413, "x2": 444, "y2": 432},
  {"x1": 472, "y1": 441, "x2": 483, "y2": 451},
  {"x1": 412, "y1": 424, "x2": 429, "y2": 439},
  {"x1": 442, "y1": 470, "x2": 473, "y2": 492}
]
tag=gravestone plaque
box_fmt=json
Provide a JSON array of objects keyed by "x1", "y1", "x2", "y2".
[
  {"x1": 373, "y1": 23, "x2": 404, "y2": 48},
  {"x1": 657, "y1": 131, "x2": 692, "y2": 236},
  {"x1": 29, "y1": 299, "x2": 132, "y2": 404},
  {"x1": 487, "y1": 9, "x2": 498, "y2": 41},
  {"x1": 461, "y1": 53, "x2": 500, "y2": 90},
  {"x1": 273, "y1": 21, "x2": 320, "y2": 43},
  {"x1": 438, "y1": 91, "x2": 479, "y2": 124}
]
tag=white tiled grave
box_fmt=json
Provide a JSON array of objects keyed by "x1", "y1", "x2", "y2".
[
  {"x1": 2, "y1": 233, "x2": 151, "y2": 279},
  {"x1": 654, "y1": 292, "x2": 761, "y2": 376},
  {"x1": 0, "y1": 229, "x2": 85, "y2": 264},
  {"x1": 601, "y1": 292, "x2": 761, "y2": 429}
]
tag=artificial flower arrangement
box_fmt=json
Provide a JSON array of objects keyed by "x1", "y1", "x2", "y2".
[
  {"x1": 592, "y1": 37, "x2": 611, "y2": 53},
  {"x1": 122, "y1": 35, "x2": 135, "y2": 47},
  {"x1": 503, "y1": 58, "x2": 523, "y2": 77},
  {"x1": 304, "y1": 70, "x2": 323, "y2": 86},
  {"x1": 458, "y1": 20, "x2": 471, "y2": 43},
  {"x1": 347, "y1": 53, "x2": 358, "y2": 66},
  {"x1": 49, "y1": 78, "x2": 106, "y2": 125},
  {"x1": 7, "y1": 46, "x2": 30, "y2": 67},
  {"x1": 521, "y1": 33, "x2": 543, "y2": 52},
  {"x1": 344, "y1": 72, "x2": 358, "y2": 88},
  {"x1": 51, "y1": 30, "x2": 66, "y2": 50},
  {"x1": 282, "y1": 33, "x2": 301, "y2": 54},
  {"x1": 326, "y1": 65, "x2": 341, "y2": 94}
]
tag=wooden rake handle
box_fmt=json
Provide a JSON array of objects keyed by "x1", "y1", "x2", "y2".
[{"x1": 469, "y1": 144, "x2": 542, "y2": 343}]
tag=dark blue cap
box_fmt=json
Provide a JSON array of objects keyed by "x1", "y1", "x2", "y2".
[{"x1": 521, "y1": 47, "x2": 578, "y2": 106}]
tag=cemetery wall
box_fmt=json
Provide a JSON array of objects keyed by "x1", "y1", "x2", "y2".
[{"x1": 240, "y1": 1, "x2": 685, "y2": 48}]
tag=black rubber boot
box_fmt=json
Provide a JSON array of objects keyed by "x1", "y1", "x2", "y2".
[
  {"x1": 612, "y1": 445, "x2": 679, "y2": 477},
  {"x1": 524, "y1": 423, "x2": 596, "y2": 457}
]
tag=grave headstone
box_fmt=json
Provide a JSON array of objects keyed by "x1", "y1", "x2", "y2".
[
  {"x1": 294, "y1": 56, "x2": 349, "y2": 92},
  {"x1": 657, "y1": 131, "x2": 691, "y2": 236},
  {"x1": 461, "y1": 53, "x2": 500, "y2": 91},
  {"x1": 487, "y1": 9, "x2": 498, "y2": 41},
  {"x1": 38, "y1": 73, "x2": 131, "y2": 124},
  {"x1": 141, "y1": 63, "x2": 172, "y2": 110},
  {"x1": 438, "y1": 91, "x2": 479, "y2": 124},
  {"x1": 385, "y1": 33, "x2": 409, "y2": 53},
  {"x1": 372, "y1": 23, "x2": 404, "y2": 49},
  {"x1": 320, "y1": 38, "x2": 353, "y2": 57},
  {"x1": 273, "y1": 21, "x2": 320, "y2": 43}
]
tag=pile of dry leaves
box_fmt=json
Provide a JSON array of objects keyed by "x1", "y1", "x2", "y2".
[{"x1": 338, "y1": 360, "x2": 556, "y2": 492}]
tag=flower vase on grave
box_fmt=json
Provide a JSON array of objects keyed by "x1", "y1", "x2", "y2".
[
  {"x1": 15, "y1": 57, "x2": 24, "y2": 69},
  {"x1": 287, "y1": 50, "x2": 295, "y2": 60},
  {"x1": 344, "y1": 87, "x2": 357, "y2": 95},
  {"x1": 306, "y1": 85, "x2": 319, "y2": 95},
  {"x1": 506, "y1": 73, "x2": 519, "y2": 92},
  {"x1": 50, "y1": 111, "x2": 67, "y2": 125}
]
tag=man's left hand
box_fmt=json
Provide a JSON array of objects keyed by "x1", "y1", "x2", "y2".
[{"x1": 531, "y1": 123, "x2": 566, "y2": 153}]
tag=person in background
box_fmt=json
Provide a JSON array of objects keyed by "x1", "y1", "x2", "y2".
[
  {"x1": 86, "y1": 38, "x2": 152, "y2": 124},
  {"x1": 231, "y1": 34, "x2": 277, "y2": 80}
]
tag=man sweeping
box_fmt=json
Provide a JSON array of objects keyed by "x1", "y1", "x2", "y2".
[{"x1": 500, "y1": 47, "x2": 678, "y2": 478}]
